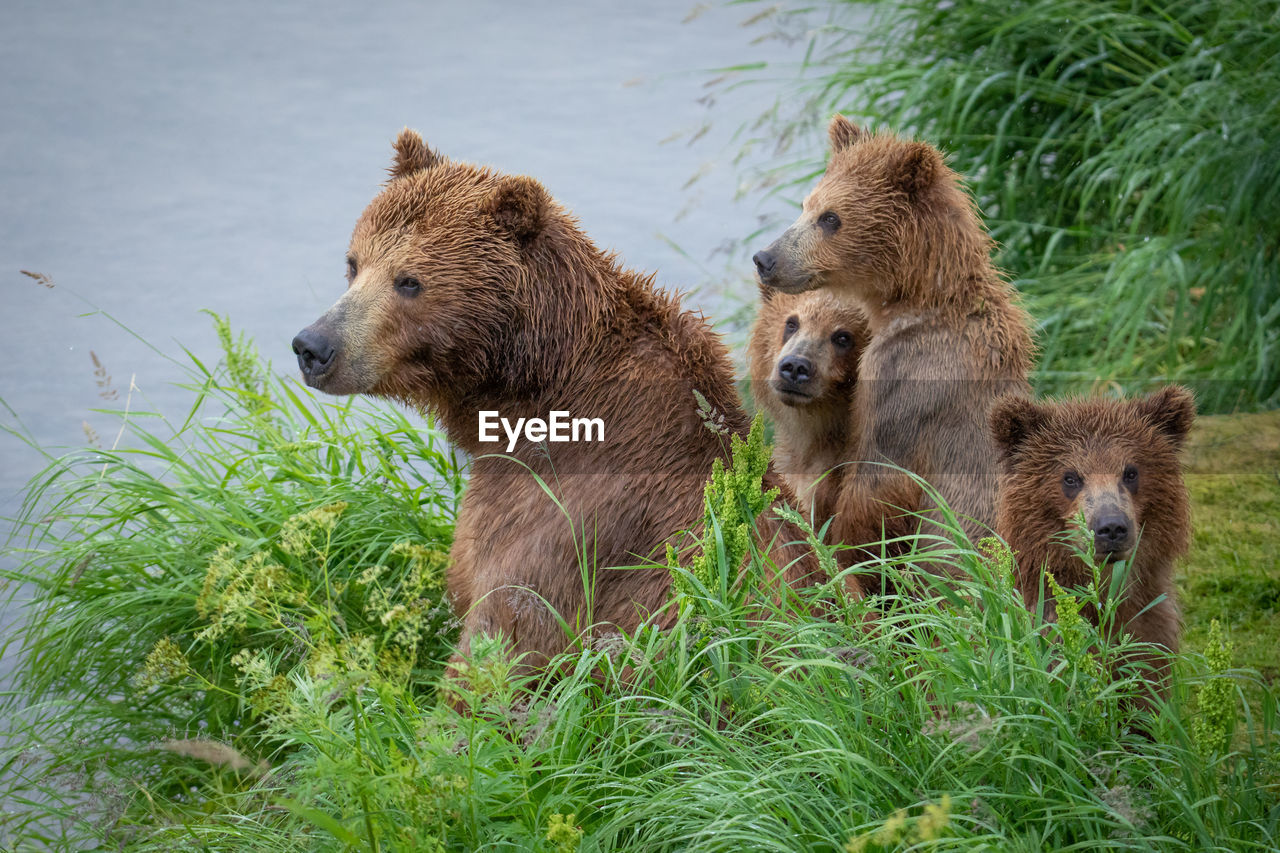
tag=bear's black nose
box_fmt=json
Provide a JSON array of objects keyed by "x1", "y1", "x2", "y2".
[
  {"x1": 753, "y1": 250, "x2": 776, "y2": 276},
  {"x1": 1092, "y1": 514, "x2": 1131, "y2": 552},
  {"x1": 292, "y1": 328, "x2": 336, "y2": 378},
  {"x1": 778, "y1": 355, "x2": 812, "y2": 386}
]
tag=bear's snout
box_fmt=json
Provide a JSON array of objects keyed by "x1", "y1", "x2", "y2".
[
  {"x1": 753, "y1": 229, "x2": 814, "y2": 294},
  {"x1": 292, "y1": 326, "x2": 337, "y2": 383},
  {"x1": 1090, "y1": 508, "x2": 1133, "y2": 558},
  {"x1": 777, "y1": 355, "x2": 812, "y2": 387}
]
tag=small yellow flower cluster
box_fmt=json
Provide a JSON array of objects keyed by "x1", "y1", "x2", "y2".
[
  {"x1": 195, "y1": 549, "x2": 290, "y2": 642},
  {"x1": 247, "y1": 674, "x2": 293, "y2": 723},
  {"x1": 230, "y1": 647, "x2": 279, "y2": 689},
  {"x1": 1192, "y1": 619, "x2": 1236, "y2": 756},
  {"x1": 358, "y1": 564, "x2": 388, "y2": 586},
  {"x1": 279, "y1": 502, "x2": 349, "y2": 557},
  {"x1": 1046, "y1": 574, "x2": 1093, "y2": 663},
  {"x1": 227, "y1": 647, "x2": 298, "y2": 725},
  {"x1": 668, "y1": 414, "x2": 778, "y2": 613},
  {"x1": 1045, "y1": 573, "x2": 1112, "y2": 736},
  {"x1": 977, "y1": 536, "x2": 1014, "y2": 580},
  {"x1": 389, "y1": 541, "x2": 448, "y2": 593},
  {"x1": 135, "y1": 636, "x2": 192, "y2": 689},
  {"x1": 359, "y1": 541, "x2": 451, "y2": 659},
  {"x1": 844, "y1": 795, "x2": 952, "y2": 852},
  {"x1": 546, "y1": 812, "x2": 583, "y2": 853},
  {"x1": 431, "y1": 773, "x2": 469, "y2": 794}
]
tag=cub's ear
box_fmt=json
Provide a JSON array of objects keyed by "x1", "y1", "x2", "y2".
[
  {"x1": 890, "y1": 141, "x2": 944, "y2": 200},
  {"x1": 990, "y1": 395, "x2": 1048, "y2": 462},
  {"x1": 487, "y1": 175, "x2": 549, "y2": 246},
  {"x1": 828, "y1": 114, "x2": 865, "y2": 153},
  {"x1": 1135, "y1": 385, "x2": 1196, "y2": 449},
  {"x1": 388, "y1": 128, "x2": 440, "y2": 180}
]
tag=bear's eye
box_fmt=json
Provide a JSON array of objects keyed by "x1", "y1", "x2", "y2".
[
  {"x1": 818, "y1": 211, "x2": 841, "y2": 232},
  {"x1": 1062, "y1": 471, "x2": 1082, "y2": 496},
  {"x1": 832, "y1": 331, "x2": 853, "y2": 349},
  {"x1": 345, "y1": 257, "x2": 357, "y2": 282},
  {"x1": 1122, "y1": 465, "x2": 1139, "y2": 488},
  {"x1": 783, "y1": 316, "x2": 799, "y2": 339},
  {"x1": 395, "y1": 275, "x2": 422, "y2": 295}
]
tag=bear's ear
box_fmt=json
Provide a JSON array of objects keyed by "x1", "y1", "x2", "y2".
[
  {"x1": 1135, "y1": 385, "x2": 1196, "y2": 449},
  {"x1": 989, "y1": 395, "x2": 1048, "y2": 462},
  {"x1": 388, "y1": 128, "x2": 440, "y2": 180},
  {"x1": 487, "y1": 175, "x2": 549, "y2": 246},
  {"x1": 890, "y1": 141, "x2": 943, "y2": 200},
  {"x1": 828, "y1": 114, "x2": 865, "y2": 153}
]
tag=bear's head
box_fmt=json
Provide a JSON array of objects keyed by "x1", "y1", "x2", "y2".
[
  {"x1": 753, "y1": 115, "x2": 990, "y2": 316},
  {"x1": 748, "y1": 287, "x2": 867, "y2": 416},
  {"x1": 292, "y1": 129, "x2": 564, "y2": 411},
  {"x1": 989, "y1": 386, "x2": 1195, "y2": 568}
]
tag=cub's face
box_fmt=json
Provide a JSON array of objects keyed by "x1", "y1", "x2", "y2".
[
  {"x1": 753, "y1": 114, "x2": 945, "y2": 296},
  {"x1": 990, "y1": 387, "x2": 1195, "y2": 563},
  {"x1": 291, "y1": 130, "x2": 547, "y2": 406},
  {"x1": 749, "y1": 289, "x2": 867, "y2": 413}
]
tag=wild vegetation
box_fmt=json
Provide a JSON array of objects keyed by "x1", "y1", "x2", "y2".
[{"x1": 1, "y1": 322, "x2": 1277, "y2": 850}]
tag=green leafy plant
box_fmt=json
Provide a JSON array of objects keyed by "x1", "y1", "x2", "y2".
[
  {"x1": 1, "y1": 315, "x2": 462, "y2": 846},
  {"x1": 667, "y1": 413, "x2": 779, "y2": 616},
  {"x1": 1192, "y1": 618, "x2": 1238, "y2": 756}
]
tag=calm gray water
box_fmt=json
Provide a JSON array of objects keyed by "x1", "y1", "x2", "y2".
[{"x1": 0, "y1": 1, "x2": 833, "y2": 676}]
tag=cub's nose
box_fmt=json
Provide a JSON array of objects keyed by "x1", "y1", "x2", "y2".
[
  {"x1": 753, "y1": 250, "x2": 776, "y2": 276},
  {"x1": 1092, "y1": 513, "x2": 1132, "y2": 553},
  {"x1": 777, "y1": 355, "x2": 812, "y2": 386},
  {"x1": 292, "y1": 327, "x2": 336, "y2": 378}
]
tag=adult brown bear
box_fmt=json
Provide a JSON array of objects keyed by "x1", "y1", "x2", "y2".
[
  {"x1": 293, "y1": 130, "x2": 833, "y2": 685},
  {"x1": 754, "y1": 116, "x2": 1035, "y2": 559}
]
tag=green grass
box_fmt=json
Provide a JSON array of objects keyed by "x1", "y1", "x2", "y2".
[
  {"x1": 1, "y1": 321, "x2": 1277, "y2": 850},
  {"x1": 726, "y1": 0, "x2": 1280, "y2": 412},
  {"x1": 1, "y1": 317, "x2": 464, "y2": 848},
  {"x1": 1180, "y1": 410, "x2": 1280, "y2": 690}
]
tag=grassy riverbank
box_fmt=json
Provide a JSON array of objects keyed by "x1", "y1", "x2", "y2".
[{"x1": 1, "y1": 325, "x2": 1276, "y2": 850}]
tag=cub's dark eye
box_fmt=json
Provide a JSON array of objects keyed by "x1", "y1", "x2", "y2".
[
  {"x1": 1062, "y1": 471, "x2": 1082, "y2": 495},
  {"x1": 783, "y1": 316, "x2": 799, "y2": 339},
  {"x1": 832, "y1": 331, "x2": 853, "y2": 349},
  {"x1": 818, "y1": 211, "x2": 841, "y2": 231},
  {"x1": 345, "y1": 257, "x2": 357, "y2": 282},
  {"x1": 1122, "y1": 465, "x2": 1139, "y2": 487},
  {"x1": 395, "y1": 275, "x2": 422, "y2": 295}
]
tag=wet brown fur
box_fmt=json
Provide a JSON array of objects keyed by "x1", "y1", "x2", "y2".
[
  {"x1": 747, "y1": 287, "x2": 868, "y2": 527},
  {"x1": 295, "y1": 129, "x2": 833, "y2": 685},
  {"x1": 990, "y1": 386, "x2": 1194, "y2": 699},
  {"x1": 756, "y1": 116, "x2": 1035, "y2": 554}
]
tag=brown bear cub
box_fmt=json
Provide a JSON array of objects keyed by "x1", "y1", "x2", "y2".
[
  {"x1": 747, "y1": 287, "x2": 868, "y2": 527},
  {"x1": 292, "y1": 130, "x2": 831, "y2": 687},
  {"x1": 753, "y1": 115, "x2": 1034, "y2": 556},
  {"x1": 990, "y1": 386, "x2": 1195, "y2": 700}
]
